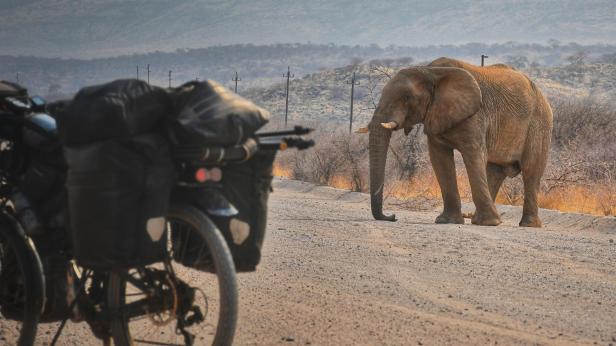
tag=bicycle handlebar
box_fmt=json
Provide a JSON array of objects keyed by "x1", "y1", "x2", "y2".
[
  {"x1": 173, "y1": 135, "x2": 314, "y2": 165},
  {"x1": 258, "y1": 137, "x2": 315, "y2": 151},
  {"x1": 256, "y1": 126, "x2": 313, "y2": 138}
]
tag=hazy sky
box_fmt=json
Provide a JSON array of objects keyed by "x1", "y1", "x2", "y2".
[{"x1": 1, "y1": 0, "x2": 615, "y2": 57}]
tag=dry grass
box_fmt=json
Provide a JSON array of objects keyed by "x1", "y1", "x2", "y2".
[
  {"x1": 274, "y1": 160, "x2": 616, "y2": 217},
  {"x1": 328, "y1": 175, "x2": 355, "y2": 190},
  {"x1": 538, "y1": 185, "x2": 616, "y2": 216},
  {"x1": 272, "y1": 163, "x2": 293, "y2": 179}
]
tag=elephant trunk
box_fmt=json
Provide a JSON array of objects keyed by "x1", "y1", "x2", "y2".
[{"x1": 368, "y1": 123, "x2": 397, "y2": 222}]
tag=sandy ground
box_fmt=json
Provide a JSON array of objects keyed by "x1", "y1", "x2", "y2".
[
  {"x1": 234, "y1": 179, "x2": 616, "y2": 346},
  {"x1": 2, "y1": 179, "x2": 615, "y2": 345}
]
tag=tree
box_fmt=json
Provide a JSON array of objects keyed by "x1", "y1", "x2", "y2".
[
  {"x1": 547, "y1": 39, "x2": 560, "y2": 49},
  {"x1": 566, "y1": 51, "x2": 588, "y2": 66},
  {"x1": 505, "y1": 55, "x2": 529, "y2": 69},
  {"x1": 349, "y1": 57, "x2": 363, "y2": 67},
  {"x1": 599, "y1": 53, "x2": 616, "y2": 64},
  {"x1": 396, "y1": 56, "x2": 414, "y2": 66},
  {"x1": 46, "y1": 83, "x2": 62, "y2": 97},
  {"x1": 528, "y1": 61, "x2": 541, "y2": 77}
]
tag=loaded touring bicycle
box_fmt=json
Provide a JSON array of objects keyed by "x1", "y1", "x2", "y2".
[{"x1": 0, "y1": 79, "x2": 313, "y2": 345}]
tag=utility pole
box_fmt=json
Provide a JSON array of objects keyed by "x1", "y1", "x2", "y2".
[
  {"x1": 168, "y1": 70, "x2": 172, "y2": 88},
  {"x1": 232, "y1": 71, "x2": 241, "y2": 93},
  {"x1": 147, "y1": 64, "x2": 150, "y2": 84},
  {"x1": 282, "y1": 66, "x2": 294, "y2": 127},
  {"x1": 16, "y1": 72, "x2": 19, "y2": 83},
  {"x1": 136, "y1": 66, "x2": 139, "y2": 80},
  {"x1": 346, "y1": 72, "x2": 360, "y2": 134},
  {"x1": 481, "y1": 54, "x2": 489, "y2": 67}
]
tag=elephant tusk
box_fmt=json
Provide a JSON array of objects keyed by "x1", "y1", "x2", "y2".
[
  {"x1": 380, "y1": 121, "x2": 398, "y2": 129},
  {"x1": 355, "y1": 127, "x2": 369, "y2": 133}
]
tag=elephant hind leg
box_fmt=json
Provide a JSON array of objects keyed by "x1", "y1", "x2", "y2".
[
  {"x1": 520, "y1": 172, "x2": 543, "y2": 227},
  {"x1": 487, "y1": 163, "x2": 507, "y2": 202},
  {"x1": 520, "y1": 133, "x2": 550, "y2": 228}
]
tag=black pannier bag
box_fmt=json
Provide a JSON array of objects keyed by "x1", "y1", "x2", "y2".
[
  {"x1": 57, "y1": 79, "x2": 171, "y2": 147},
  {"x1": 214, "y1": 149, "x2": 276, "y2": 272},
  {"x1": 167, "y1": 80, "x2": 270, "y2": 151},
  {"x1": 64, "y1": 134, "x2": 175, "y2": 269},
  {"x1": 172, "y1": 150, "x2": 276, "y2": 272}
]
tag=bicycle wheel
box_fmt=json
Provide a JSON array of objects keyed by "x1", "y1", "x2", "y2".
[
  {"x1": 108, "y1": 204, "x2": 238, "y2": 346},
  {"x1": 0, "y1": 213, "x2": 45, "y2": 346}
]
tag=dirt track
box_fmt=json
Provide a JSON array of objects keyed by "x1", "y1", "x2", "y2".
[
  {"x1": 234, "y1": 179, "x2": 616, "y2": 346},
  {"x1": 3, "y1": 179, "x2": 615, "y2": 345}
]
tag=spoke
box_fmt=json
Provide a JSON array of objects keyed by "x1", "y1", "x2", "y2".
[
  {"x1": 113, "y1": 213, "x2": 228, "y2": 346},
  {"x1": 125, "y1": 293, "x2": 147, "y2": 297},
  {"x1": 125, "y1": 272, "x2": 152, "y2": 293},
  {"x1": 121, "y1": 298, "x2": 156, "y2": 320}
]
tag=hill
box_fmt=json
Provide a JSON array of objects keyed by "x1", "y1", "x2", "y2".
[
  {"x1": 2, "y1": 42, "x2": 615, "y2": 99},
  {"x1": 244, "y1": 58, "x2": 616, "y2": 127}
]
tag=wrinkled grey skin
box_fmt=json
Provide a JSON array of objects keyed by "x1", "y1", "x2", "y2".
[{"x1": 367, "y1": 57, "x2": 553, "y2": 227}]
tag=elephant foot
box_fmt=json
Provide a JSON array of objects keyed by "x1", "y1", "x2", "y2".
[
  {"x1": 435, "y1": 212, "x2": 464, "y2": 224},
  {"x1": 471, "y1": 211, "x2": 501, "y2": 226},
  {"x1": 519, "y1": 215, "x2": 542, "y2": 228}
]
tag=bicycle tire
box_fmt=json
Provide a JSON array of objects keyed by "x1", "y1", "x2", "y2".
[
  {"x1": 107, "y1": 204, "x2": 238, "y2": 346},
  {"x1": 0, "y1": 212, "x2": 45, "y2": 346}
]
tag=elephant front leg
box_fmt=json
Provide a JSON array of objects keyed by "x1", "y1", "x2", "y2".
[
  {"x1": 428, "y1": 140, "x2": 464, "y2": 224},
  {"x1": 461, "y1": 150, "x2": 502, "y2": 226}
]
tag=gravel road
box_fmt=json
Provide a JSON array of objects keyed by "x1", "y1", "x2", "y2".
[
  {"x1": 234, "y1": 179, "x2": 616, "y2": 346},
  {"x1": 3, "y1": 179, "x2": 615, "y2": 345}
]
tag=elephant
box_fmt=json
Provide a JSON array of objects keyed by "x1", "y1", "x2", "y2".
[{"x1": 360, "y1": 57, "x2": 553, "y2": 227}]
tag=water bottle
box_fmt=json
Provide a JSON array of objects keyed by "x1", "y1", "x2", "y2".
[{"x1": 11, "y1": 190, "x2": 45, "y2": 236}]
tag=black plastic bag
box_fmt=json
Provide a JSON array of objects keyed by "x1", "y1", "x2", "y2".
[
  {"x1": 167, "y1": 80, "x2": 270, "y2": 155},
  {"x1": 57, "y1": 79, "x2": 172, "y2": 147}
]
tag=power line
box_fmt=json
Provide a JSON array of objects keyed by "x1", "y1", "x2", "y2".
[
  {"x1": 481, "y1": 54, "x2": 489, "y2": 66},
  {"x1": 282, "y1": 66, "x2": 294, "y2": 128},
  {"x1": 346, "y1": 72, "x2": 360, "y2": 134},
  {"x1": 232, "y1": 71, "x2": 241, "y2": 93}
]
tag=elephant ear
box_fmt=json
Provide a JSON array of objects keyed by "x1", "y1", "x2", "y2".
[{"x1": 423, "y1": 67, "x2": 482, "y2": 135}]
